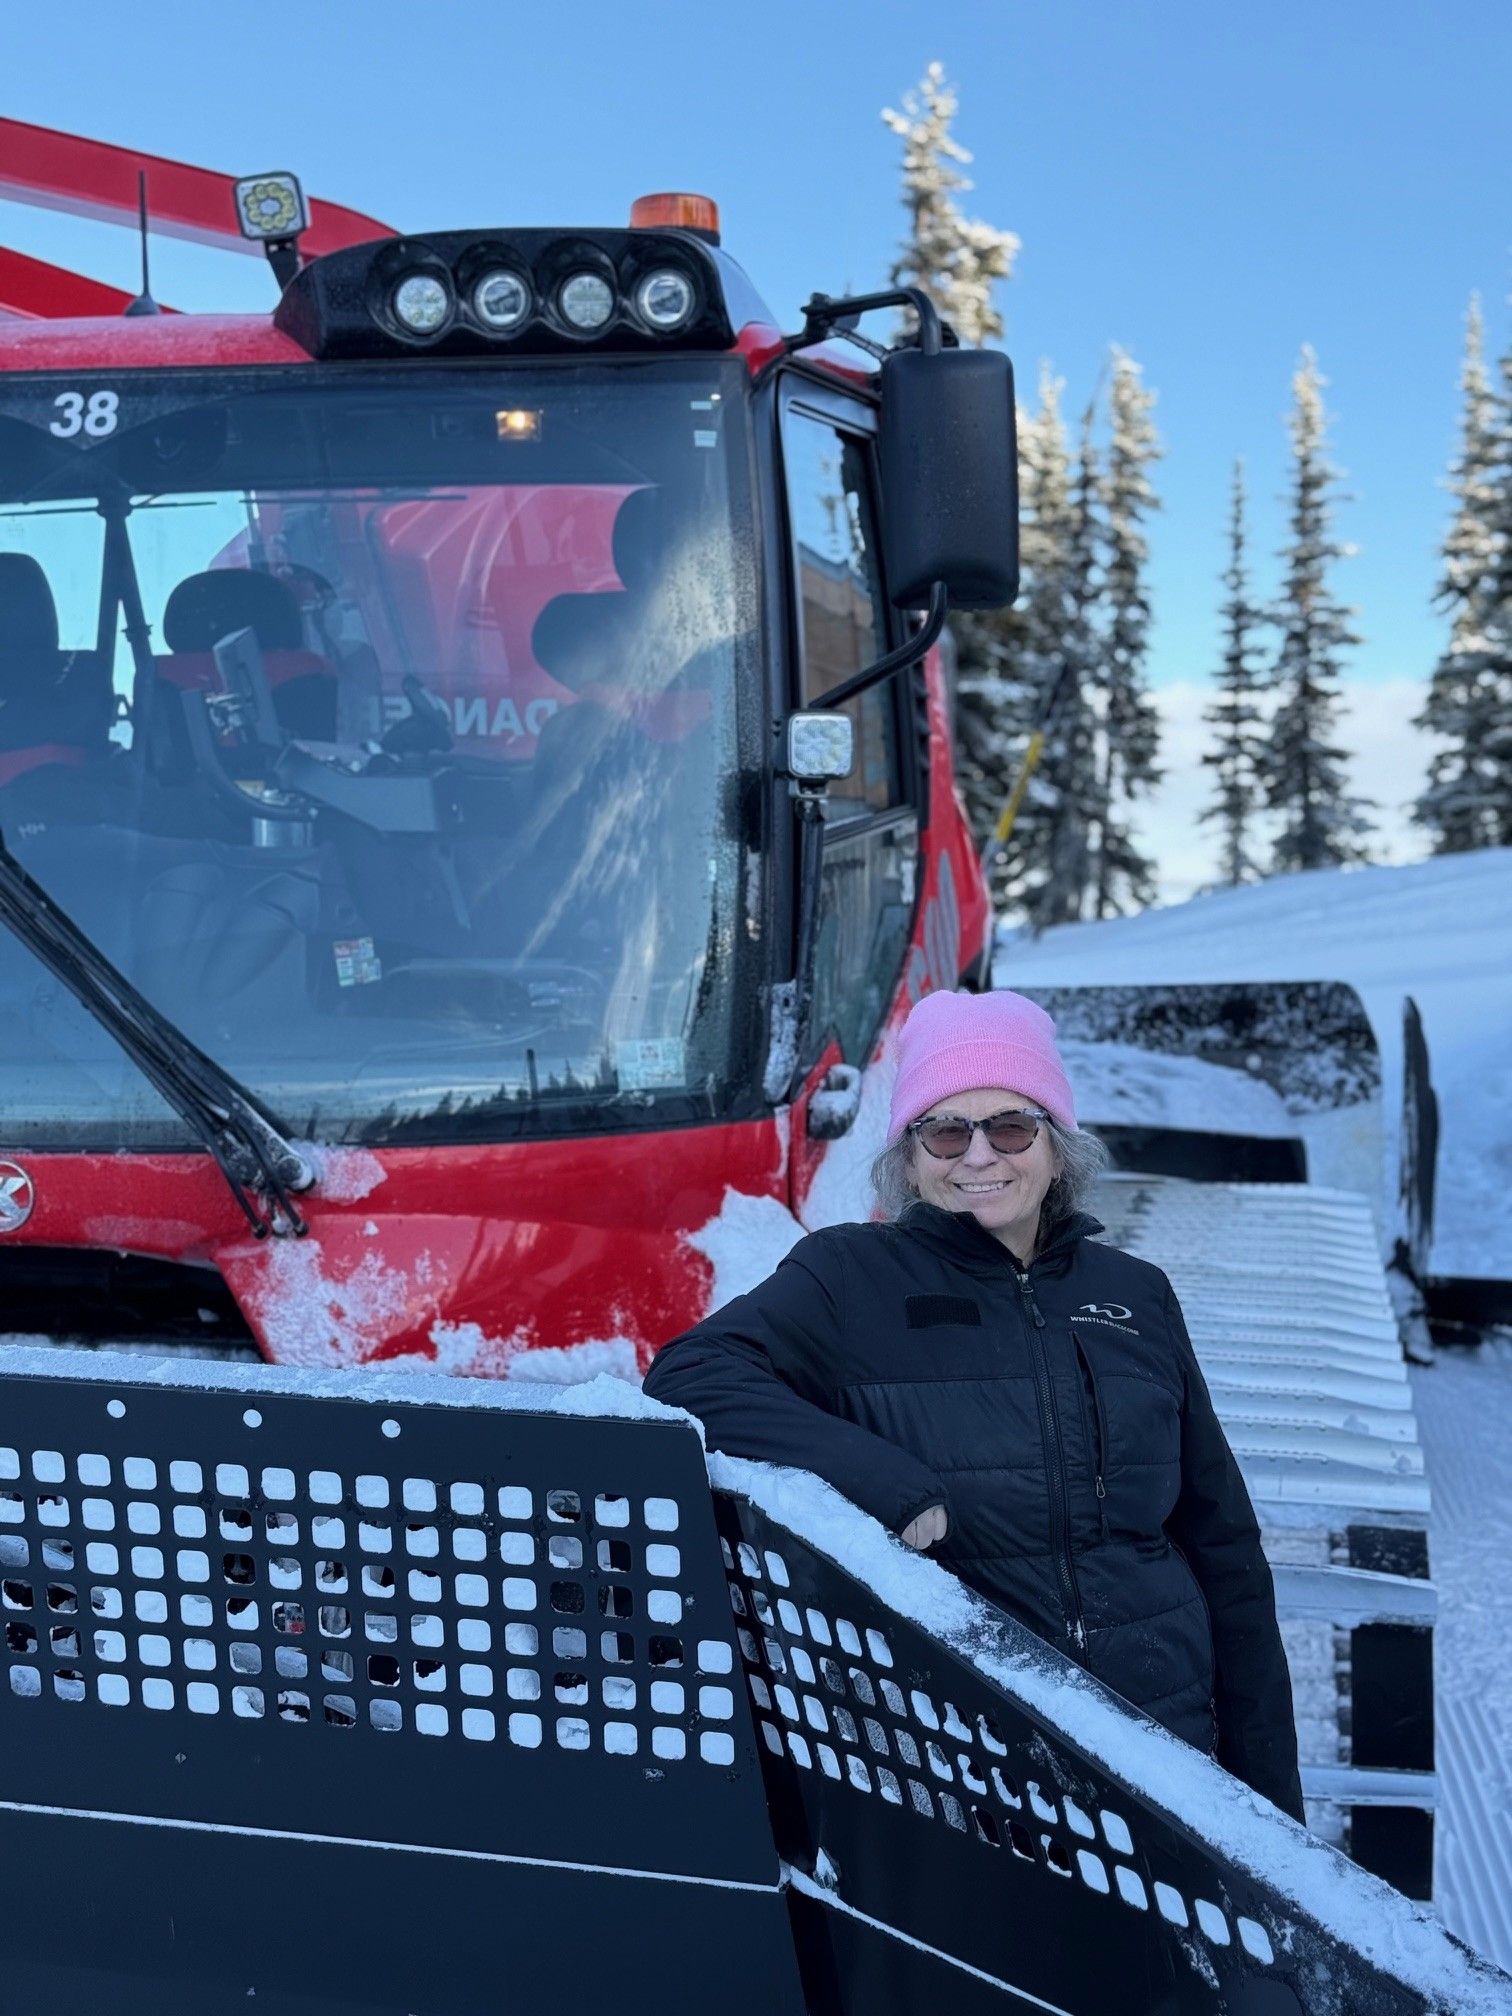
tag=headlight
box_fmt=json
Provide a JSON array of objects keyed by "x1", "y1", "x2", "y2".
[
  {"x1": 473, "y1": 269, "x2": 531, "y2": 331},
  {"x1": 635, "y1": 268, "x2": 695, "y2": 331},
  {"x1": 392, "y1": 272, "x2": 453, "y2": 336},
  {"x1": 558, "y1": 272, "x2": 615, "y2": 331}
]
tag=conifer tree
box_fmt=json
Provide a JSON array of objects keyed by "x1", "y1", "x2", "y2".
[
  {"x1": 1414, "y1": 295, "x2": 1512, "y2": 851},
  {"x1": 881, "y1": 62, "x2": 1019, "y2": 344},
  {"x1": 970, "y1": 372, "x2": 1098, "y2": 925},
  {"x1": 880, "y1": 59, "x2": 1031, "y2": 906},
  {"x1": 1264, "y1": 347, "x2": 1374, "y2": 872},
  {"x1": 1090, "y1": 348, "x2": 1163, "y2": 915},
  {"x1": 1042, "y1": 411, "x2": 1107, "y2": 923},
  {"x1": 1201, "y1": 459, "x2": 1270, "y2": 882}
]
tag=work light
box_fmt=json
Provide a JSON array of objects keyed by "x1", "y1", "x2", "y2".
[
  {"x1": 635, "y1": 269, "x2": 695, "y2": 331},
  {"x1": 559, "y1": 272, "x2": 615, "y2": 331},
  {"x1": 473, "y1": 269, "x2": 531, "y2": 331},
  {"x1": 392, "y1": 273, "x2": 453, "y2": 336}
]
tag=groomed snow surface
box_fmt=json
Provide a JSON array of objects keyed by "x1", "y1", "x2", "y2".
[
  {"x1": 1412, "y1": 1335, "x2": 1512, "y2": 1972},
  {"x1": 994, "y1": 848, "x2": 1512, "y2": 1281}
]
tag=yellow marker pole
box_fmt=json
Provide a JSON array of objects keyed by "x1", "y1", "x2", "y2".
[{"x1": 990, "y1": 729, "x2": 1047, "y2": 849}]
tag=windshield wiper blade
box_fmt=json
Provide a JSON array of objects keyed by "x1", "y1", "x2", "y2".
[{"x1": 0, "y1": 834, "x2": 314, "y2": 1238}]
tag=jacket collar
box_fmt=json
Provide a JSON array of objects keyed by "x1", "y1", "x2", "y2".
[{"x1": 898, "y1": 1198, "x2": 1103, "y2": 1277}]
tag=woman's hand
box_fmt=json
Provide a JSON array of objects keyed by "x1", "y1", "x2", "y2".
[{"x1": 900, "y1": 1504, "x2": 949, "y2": 1552}]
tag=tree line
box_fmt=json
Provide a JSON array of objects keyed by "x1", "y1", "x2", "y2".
[{"x1": 881, "y1": 63, "x2": 1512, "y2": 928}]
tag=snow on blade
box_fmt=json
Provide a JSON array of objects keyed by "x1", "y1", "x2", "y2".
[
  {"x1": 713, "y1": 1452, "x2": 1512, "y2": 2013},
  {"x1": 0, "y1": 1340, "x2": 700, "y2": 1431},
  {"x1": 505, "y1": 1337, "x2": 643, "y2": 1384},
  {"x1": 1060, "y1": 1038, "x2": 1297, "y2": 1138}
]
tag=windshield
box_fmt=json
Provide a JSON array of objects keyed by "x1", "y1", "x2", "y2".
[{"x1": 0, "y1": 361, "x2": 760, "y2": 1147}]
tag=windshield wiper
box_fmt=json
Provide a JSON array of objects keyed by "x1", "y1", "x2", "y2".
[{"x1": 0, "y1": 833, "x2": 313, "y2": 1238}]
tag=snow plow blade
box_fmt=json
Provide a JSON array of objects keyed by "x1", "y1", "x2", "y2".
[
  {"x1": 1, "y1": 1349, "x2": 1501, "y2": 2015},
  {"x1": 1022, "y1": 979, "x2": 1386, "y2": 1199}
]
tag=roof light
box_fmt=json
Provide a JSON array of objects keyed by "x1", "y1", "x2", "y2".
[
  {"x1": 496, "y1": 408, "x2": 542, "y2": 441},
  {"x1": 559, "y1": 271, "x2": 615, "y2": 331},
  {"x1": 630, "y1": 193, "x2": 721, "y2": 242},
  {"x1": 635, "y1": 268, "x2": 696, "y2": 331},
  {"x1": 473, "y1": 268, "x2": 531, "y2": 331},
  {"x1": 234, "y1": 171, "x2": 310, "y2": 242},
  {"x1": 392, "y1": 271, "x2": 453, "y2": 335}
]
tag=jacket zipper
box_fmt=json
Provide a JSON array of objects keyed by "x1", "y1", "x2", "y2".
[
  {"x1": 1016, "y1": 1267, "x2": 1087, "y2": 1660},
  {"x1": 1071, "y1": 1328, "x2": 1110, "y2": 1539}
]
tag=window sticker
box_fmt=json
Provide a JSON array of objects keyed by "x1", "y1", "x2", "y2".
[
  {"x1": 615, "y1": 1039, "x2": 686, "y2": 1091},
  {"x1": 334, "y1": 938, "x2": 383, "y2": 988}
]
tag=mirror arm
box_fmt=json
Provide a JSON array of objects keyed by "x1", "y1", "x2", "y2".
[
  {"x1": 788, "y1": 285, "x2": 948, "y2": 358},
  {"x1": 807, "y1": 583, "x2": 949, "y2": 713}
]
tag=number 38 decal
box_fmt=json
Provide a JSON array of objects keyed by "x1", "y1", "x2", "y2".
[{"x1": 49, "y1": 389, "x2": 120, "y2": 439}]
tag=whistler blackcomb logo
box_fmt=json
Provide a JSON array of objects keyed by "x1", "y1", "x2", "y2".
[
  {"x1": 1079, "y1": 1302, "x2": 1133, "y2": 1323},
  {"x1": 0, "y1": 1159, "x2": 35, "y2": 1233}
]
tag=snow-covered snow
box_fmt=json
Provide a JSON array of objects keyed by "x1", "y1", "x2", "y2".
[
  {"x1": 685, "y1": 1187, "x2": 806, "y2": 1309},
  {"x1": 1412, "y1": 1335, "x2": 1512, "y2": 1970},
  {"x1": 996, "y1": 849, "x2": 1512, "y2": 1280},
  {"x1": 295, "y1": 1142, "x2": 388, "y2": 1203},
  {"x1": 714, "y1": 1451, "x2": 1512, "y2": 2011}
]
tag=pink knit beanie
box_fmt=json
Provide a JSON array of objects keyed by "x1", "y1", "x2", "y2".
[{"x1": 887, "y1": 988, "x2": 1077, "y2": 1145}]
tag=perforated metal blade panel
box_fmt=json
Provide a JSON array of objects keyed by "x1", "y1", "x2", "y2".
[{"x1": 0, "y1": 1350, "x2": 805, "y2": 2016}]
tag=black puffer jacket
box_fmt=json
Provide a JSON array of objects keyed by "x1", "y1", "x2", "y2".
[{"x1": 644, "y1": 1198, "x2": 1304, "y2": 1822}]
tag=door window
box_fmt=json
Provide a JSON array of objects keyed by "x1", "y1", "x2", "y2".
[{"x1": 781, "y1": 407, "x2": 902, "y2": 818}]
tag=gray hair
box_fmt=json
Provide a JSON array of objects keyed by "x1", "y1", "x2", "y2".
[{"x1": 870, "y1": 1114, "x2": 1111, "y2": 1247}]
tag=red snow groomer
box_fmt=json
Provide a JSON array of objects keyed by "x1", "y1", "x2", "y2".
[{"x1": 0, "y1": 123, "x2": 1006, "y2": 1372}]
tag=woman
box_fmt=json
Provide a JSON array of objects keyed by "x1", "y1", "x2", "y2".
[{"x1": 643, "y1": 987, "x2": 1305, "y2": 1822}]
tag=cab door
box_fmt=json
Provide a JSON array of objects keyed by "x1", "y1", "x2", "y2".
[{"x1": 777, "y1": 378, "x2": 923, "y2": 1221}]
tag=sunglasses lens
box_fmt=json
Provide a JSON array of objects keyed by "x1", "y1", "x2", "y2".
[
  {"x1": 984, "y1": 1117, "x2": 1039, "y2": 1154},
  {"x1": 918, "y1": 1121, "x2": 972, "y2": 1157}
]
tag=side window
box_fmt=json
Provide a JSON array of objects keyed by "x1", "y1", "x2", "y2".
[
  {"x1": 782, "y1": 406, "x2": 903, "y2": 818},
  {"x1": 782, "y1": 398, "x2": 919, "y2": 1070}
]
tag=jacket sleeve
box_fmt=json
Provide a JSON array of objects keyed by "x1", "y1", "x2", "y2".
[
  {"x1": 1162, "y1": 1281, "x2": 1306, "y2": 1824},
  {"x1": 643, "y1": 1231, "x2": 951, "y2": 1538}
]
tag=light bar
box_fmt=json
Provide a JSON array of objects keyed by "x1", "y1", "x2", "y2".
[{"x1": 273, "y1": 227, "x2": 736, "y2": 360}]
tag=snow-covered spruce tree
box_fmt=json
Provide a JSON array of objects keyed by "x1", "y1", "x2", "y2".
[
  {"x1": 1089, "y1": 347, "x2": 1163, "y2": 916},
  {"x1": 881, "y1": 61, "x2": 1020, "y2": 346},
  {"x1": 970, "y1": 371, "x2": 1099, "y2": 926},
  {"x1": 881, "y1": 59, "x2": 1032, "y2": 902},
  {"x1": 1200, "y1": 459, "x2": 1270, "y2": 882},
  {"x1": 1413, "y1": 294, "x2": 1512, "y2": 851},
  {"x1": 1264, "y1": 347, "x2": 1374, "y2": 872}
]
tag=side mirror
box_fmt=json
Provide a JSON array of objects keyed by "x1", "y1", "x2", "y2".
[{"x1": 877, "y1": 346, "x2": 1019, "y2": 611}]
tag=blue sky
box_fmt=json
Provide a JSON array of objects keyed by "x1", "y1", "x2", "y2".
[{"x1": 2, "y1": 0, "x2": 1508, "y2": 708}]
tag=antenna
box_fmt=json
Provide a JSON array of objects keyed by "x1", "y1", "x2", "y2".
[{"x1": 123, "y1": 169, "x2": 161, "y2": 317}]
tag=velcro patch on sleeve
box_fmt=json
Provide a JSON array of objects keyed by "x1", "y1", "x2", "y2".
[{"x1": 905, "y1": 1294, "x2": 982, "y2": 1329}]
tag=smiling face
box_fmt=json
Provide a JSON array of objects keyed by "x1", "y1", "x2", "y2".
[{"x1": 908, "y1": 1085, "x2": 1062, "y2": 1256}]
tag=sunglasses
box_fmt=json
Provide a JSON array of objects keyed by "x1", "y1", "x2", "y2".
[{"x1": 909, "y1": 1108, "x2": 1045, "y2": 1160}]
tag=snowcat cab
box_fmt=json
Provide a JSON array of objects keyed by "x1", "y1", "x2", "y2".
[{"x1": 0, "y1": 126, "x2": 1009, "y2": 1371}]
